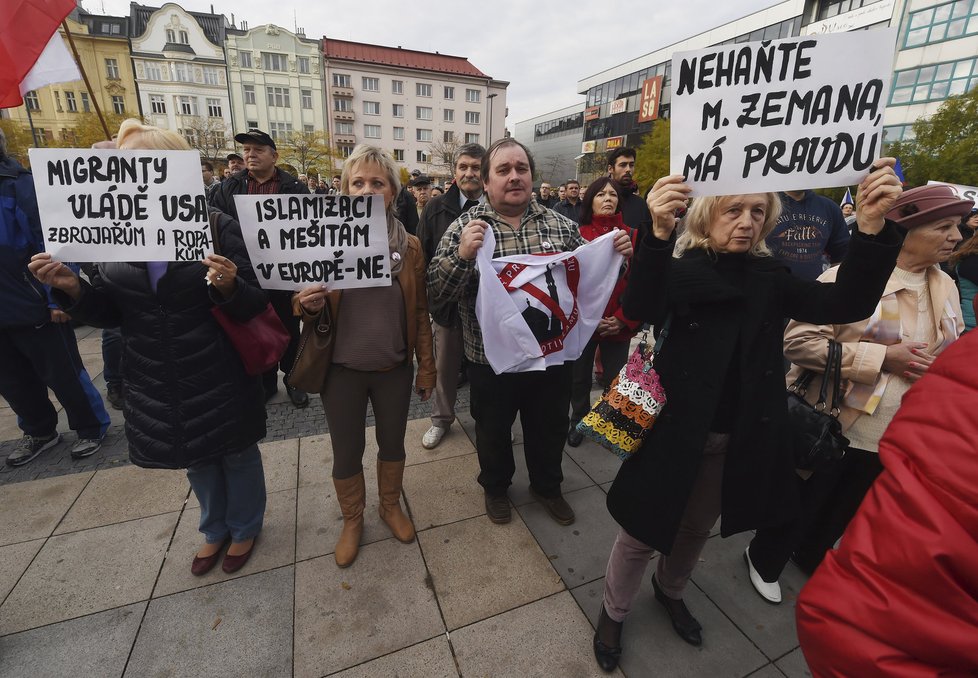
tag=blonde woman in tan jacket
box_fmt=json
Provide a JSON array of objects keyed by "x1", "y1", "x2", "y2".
[
  {"x1": 291, "y1": 145, "x2": 436, "y2": 568},
  {"x1": 745, "y1": 184, "x2": 972, "y2": 604}
]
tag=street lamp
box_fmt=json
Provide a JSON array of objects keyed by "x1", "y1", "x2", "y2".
[{"x1": 486, "y1": 93, "x2": 498, "y2": 144}]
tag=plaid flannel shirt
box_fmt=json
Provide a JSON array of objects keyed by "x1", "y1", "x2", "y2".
[{"x1": 426, "y1": 200, "x2": 585, "y2": 365}]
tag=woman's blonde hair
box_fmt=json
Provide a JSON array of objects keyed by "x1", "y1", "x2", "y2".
[
  {"x1": 675, "y1": 192, "x2": 782, "y2": 257},
  {"x1": 116, "y1": 118, "x2": 189, "y2": 151},
  {"x1": 340, "y1": 144, "x2": 401, "y2": 195}
]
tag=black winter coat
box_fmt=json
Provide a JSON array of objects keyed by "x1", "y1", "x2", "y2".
[
  {"x1": 209, "y1": 167, "x2": 309, "y2": 222},
  {"x1": 619, "y1": 191, "x2": 652, "y2": 241},
  {"x1": 55, "y1": 212, "x2": 268, "y2": 469},
  {"x1": 418, "y1": 183, "x2": 470, "y2": 327},
  {"x1": 608, "y1": 224, "x2": 902, "y2": 553}
]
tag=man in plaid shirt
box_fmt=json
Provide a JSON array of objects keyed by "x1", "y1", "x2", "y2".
[{"x1": 428, "y1": 139, "x2": 633, "y2": 527}]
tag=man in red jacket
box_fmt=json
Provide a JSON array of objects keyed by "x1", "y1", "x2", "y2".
[{"x1": 796, "y1": 329, "x2": 978, "y2": 677}]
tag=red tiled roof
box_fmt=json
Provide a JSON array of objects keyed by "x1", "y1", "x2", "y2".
[{"x1": 322, "y1": 38, "x2": 489, "y2": 78}]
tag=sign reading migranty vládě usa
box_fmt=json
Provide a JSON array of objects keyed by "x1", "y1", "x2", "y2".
[{"x1": 670, "y1": 29, "x2": 897, "y2": 196}]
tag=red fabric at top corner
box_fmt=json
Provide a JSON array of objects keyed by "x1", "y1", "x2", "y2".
[{"x1": 0, "y1": 0, "x2": 77, "y2": 109}]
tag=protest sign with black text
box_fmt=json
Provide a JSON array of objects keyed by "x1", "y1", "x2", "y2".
[
  {"x1": 234, "y1": 193, "x2": 391, "y2": 291},
  {"x1": 670, "y1": 29, "x2": 896, "y2": 196},
  {"x1": 30, "y1": 148, "x2": 211, "y2": 262}
]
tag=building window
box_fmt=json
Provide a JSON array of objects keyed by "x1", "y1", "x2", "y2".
[
  {"x1": 239, "y1": 51, "x2": 252, "y2": 68},
  {"x1": 444, "y1": 109, "x2": 454, "y2": 122},
  {"x1": 81, "y1": 91, "x2": 90, "y2": 112},
  {"x1": 393, "y1": 103, "x2": 404, "y2": 117},
  {"x1": 364, "y1": 124, "x2": 381, "y2": 139},
  {"x1": 165, "y1": 29, "x2": 175, "y2": 42},
  {"x1": 150, "y1": 94, "x2": 166, "y2": 114},
  {"x1": 178, "y1": 96, "x2": 197, "y2": 116},
  {"x1": 269, "y1": 122, "x2": 293, "y2": 140},
  {"x1": 905, "y1": 0, "x2": 978, "y2": 48},
  {"x1": 362, "y1": 76, "x2": 379, "y2": 91},
  {"x1": 890, "y1": 57, "x2": 978, "y2": 105},
  {"x1": 336, "y1": 122, "x2": 354, "y2": 134},
  {"x1": 465, "y1": 89, "x2": 481, "y2": 103},
  {"x1": 443, "y1": 130, "x2": 454, "y2": 142},
  {"x1": 203, "y1": 67, "x2": 220, "y2": 85},
  {"x1": 816, "y1": 0, "x2": 878, "y2": 20},
  {"x1": 24, "y1": 91, "x2": 39, "y2": 111},
  {"x1": 416, "y1": 82, "x2": 432, "y2": 97},
  {"x1": 333, "y1": 73, "x2": 351, "y2": 87},
  {"x1": 174, "y1": 63, "x2": 190, "y2": 82},
  {"x1": 417, "y1": 150, "x2": 430, "y2": 163},
  {"x1": 304, "y1": 124, "x2": 314, "y2": 133},
  {"x1": 145, "y1": 61, "x2": 162, "y2": 80},
  {"x1": 883, "y1": 124, "x2": 916, "y2": 144},
  {"x1": 266, "y1": 86, "x2": 291, "y2": 107},
  {"x1": 334, "y1": 98, "x2": 352, "y2": 112},
  {"x1": 179, "y1": 30, "x2": 189, "y2": 44},
  {"x1": 65, "y1": 91, "x2": 77, "y2": 112},
  {"x1": 465, "y1": 133, "x2": 480, "y2": 144},
  {"x1": 416, "y1": 128, "x2": 432, "y2": 142},
  {"x1": 243, "y1": 85, "x2": 256, "y2": 105},
  {"x1": 262, "y1": 53, "x2": 288, "y2": 72},
  {"x1": 416, "y1": 106, "x2": 432, "y2": 120},
  {"x1": 298, "y1": 56, "x2": 310, "y2": 74},
  {"x1": 105, "y1": 58, "x2": 119, "y2": 79},
  {"x1": 363, "y1": 101, "x2": 380, "y2": 115},
  {"x1": 393, "y1": 149, "x2": 404, "y2": 161},
  {"x1": 392, "y1": 79, "x2": 403, "y2": 94},
  {"x1": 393, "y1": 126, "x2": 405, "y2": 140},
  {"x1": 339, "y1": 145, "x2": 354, "y2": 158},
  {"x1": 247, "y1": 120, "x2": 258, "y2": 129},
  {"x1": 465, "y1": 111, "x2": 480, "y2": 124},
  {"x1": 301, "y1": 90, "x2": 313, "y2": 109},
  {"x1": 444, "y1": 86, "x2": 455, "y2": 100},
  {"x1": 54, "y1": 91, "x2": 62, "y2": 112},
  {"x1": 206, "y1": 98, "x2": 222, "y2": 117}
]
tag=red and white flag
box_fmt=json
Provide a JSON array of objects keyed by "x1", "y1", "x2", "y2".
[{"x1": 1, "y1": 0, "x2": 79, "y2": 109}]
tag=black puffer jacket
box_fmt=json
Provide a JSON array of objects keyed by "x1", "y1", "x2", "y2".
[
  {"x1": 54, "y1": 212, "x2": 268, "y2": 469},
  {"x1": 209, "y1": 167, "x2": 309, "y2": 222}
]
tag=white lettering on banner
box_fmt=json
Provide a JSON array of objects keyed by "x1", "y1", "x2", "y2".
[
  {"x1": 30, "y1": 148, "x2": 210, "y2": 262},
  {"x1": 669, "y1": 29, "x2": 897, "y2": 197},
  {"x1": 234, "y1": 193, "x2": 391, "y2": 291},
  {"x1": 927, "y1": 180, "x2": 978, "y2": 203}
]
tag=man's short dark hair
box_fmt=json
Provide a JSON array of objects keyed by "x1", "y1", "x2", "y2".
[
  {"x1": 481, "y1": 138, "x2": 535, "y2": 184},
  {"x1": 454, "y1": 142, "x2": 486, "y2": 167},
  {"x1": 565, "y1": 179, "x2": 580, "y2": 188},
  {"x1": 607, "y1": 147, "x2": 637, "y2": 168},
  {"x1": 201, "y1": 161, "x2": 214, "y2": 172}
]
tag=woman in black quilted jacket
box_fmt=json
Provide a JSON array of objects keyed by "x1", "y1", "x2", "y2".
[{"x1": 29, "y1": 120, "x2": 269, "y2": 577}]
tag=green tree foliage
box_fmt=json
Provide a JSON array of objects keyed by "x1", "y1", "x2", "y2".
[
  {"x1": 0, "y1": 119, "x2": 34, "y2": 165},
  {"x1": 54, "y1": 111, "x2": 137, "y2": 149},
  {"x1": 633, "y1": 118, "x2": 671, "y2": 196},
  {"x1": 278, "y1": 130, "x2": 338, "y2": 178},
  {"x1": 888, "y1": 87, "x2": 978, "y2": 188}
]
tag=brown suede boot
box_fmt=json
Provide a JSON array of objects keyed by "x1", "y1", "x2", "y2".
[
  {"x1": 376, "y1": 459, "x2": 416, "y2": 543},
  {"x1": 333, "y1": 472, "x2": 365, "y2": 568}
]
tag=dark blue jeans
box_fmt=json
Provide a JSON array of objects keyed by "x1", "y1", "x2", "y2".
[
  {"x1": 101, "y1": 328, "x2": 122, "y2": 387},
  {"x1": 186, "y1": 444, "x2": 267, "y2": 543}
]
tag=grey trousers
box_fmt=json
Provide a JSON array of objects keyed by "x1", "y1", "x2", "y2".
[
  {"x1": 430, "y1": 321, "x2": 464, "y2": 428},
  {"x1": 602, "y1": 433, "x2": 729, "y2": 622}
]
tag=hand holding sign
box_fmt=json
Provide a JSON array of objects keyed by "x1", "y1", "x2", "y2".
[
  {"x1": 855, "y1": 157, "x2": 902, "y2": 235},
  {"x1": 647, "y1": 175, "x2": 692, "y2": 241},
  {"x1": 201, "y1": 254, "x2": 238, "y2": 298},
  {"x1": 295, "y1": 284, "x2": 329, "y2": 315},
  {"x1": 459, "y1": 219, "x2": 488, "y2": 260},
  {"x1": 28, "y1": 253, "x2": 81, "y2": 301}
]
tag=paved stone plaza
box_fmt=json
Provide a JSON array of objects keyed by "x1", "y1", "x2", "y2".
[{"x1": 0, "y1": 326, "x2": 814, "y2": 677}]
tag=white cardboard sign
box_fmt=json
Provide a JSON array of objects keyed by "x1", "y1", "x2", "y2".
[
  {"x1": 670, "y1": 29, "x2": 897, "y2": 197},
  {"x1": 29, "y1": 148, "x2": 211, "y2": 262},
  {"x1": 927, "y1": 180, "x2": 978, "y2": 203},
  {"x1": 234, "y1": 193, "x2": 392, "y2": 291}
]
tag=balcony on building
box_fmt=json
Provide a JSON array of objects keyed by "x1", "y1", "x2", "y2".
[
  {"x1": 331, "y1": 85, "x2": 354, "y2": 98},
  {"x1": 333, "y1": 133, "x2": 356, "y2": 145},
  {"x1": 333, "y1": 110, "x2": 354, "y2": 122}
]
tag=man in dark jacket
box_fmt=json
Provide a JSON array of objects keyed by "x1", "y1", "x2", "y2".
[
  {"x1": 417, "y1": 143, "x2": 485, "y2": 451},
  {"x1": 537, "y1": 182, "x2": 558, "y2": 209},
  {"x1": 607, "y1": 147, "x2": 652, "y2": 239},
  {"x1": 765, "y1": 189, "x2": 850, "y2": 281},
  {"x1": 210, "y1": 129, "x2": 311, "y2": 408},
  {"x1": 553, "y1": 179, "x2": 583, "y2": 223},
  {"x1": 0, "y1": 131, "x2": 110, "y2": 466},
  {"x1": 393, "y1": 170, "x2": 421, "y2": 235}
]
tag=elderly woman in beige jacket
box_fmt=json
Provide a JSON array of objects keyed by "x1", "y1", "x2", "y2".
[{"x1": 744, "y1": 184, "x2": 972, "y2": 604}]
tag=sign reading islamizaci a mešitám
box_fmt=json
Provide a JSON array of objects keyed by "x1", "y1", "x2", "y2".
[
  {"x1": 234, "y1": 193, "x2": 392, "y2": 292},
  {"x1": 30, "y1": 148, "x2": 211, "y2": 262},
  {"x1": 669, "y1": 29, "x2": 897, "y2": 197}
]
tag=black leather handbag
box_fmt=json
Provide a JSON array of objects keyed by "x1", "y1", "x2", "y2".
[{"x1": 786, "y1": 339, "x2": 849, "y2": 471}]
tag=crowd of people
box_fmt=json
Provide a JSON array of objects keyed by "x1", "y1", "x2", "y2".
[{"x1": 2, "y1": 118, "x2": 976, "y2": 674}]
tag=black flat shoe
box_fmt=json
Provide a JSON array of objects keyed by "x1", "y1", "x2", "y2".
[
  {"x1": 593, "y1": 605, "x2": 623, "y2": 672},
  {"x1": 652, "y1": 575, "x2": 702, "y2": 646},
  {"x1": 567, "y1": 426, "x2": 584, "y2": 448}
]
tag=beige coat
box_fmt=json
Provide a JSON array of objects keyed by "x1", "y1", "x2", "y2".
[{"x1": 784, "y1": 264, "x2": 964, "y2": 437}]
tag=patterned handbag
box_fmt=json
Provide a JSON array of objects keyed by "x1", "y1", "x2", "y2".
[{"x1": 576, "y1": 316, "x2": 670, "y2": 460}]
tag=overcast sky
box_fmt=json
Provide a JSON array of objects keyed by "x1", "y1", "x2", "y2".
[{"x1": 85, "y1": 0, "x2": 778, "y2": 130}]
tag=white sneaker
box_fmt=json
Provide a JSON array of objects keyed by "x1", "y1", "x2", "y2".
[
  {"x1": 744, "y1": 546, "x2": 782, "y2": 604},
  {"x1": 422, "y1": 425, "x2": 448, "y2": 450}
]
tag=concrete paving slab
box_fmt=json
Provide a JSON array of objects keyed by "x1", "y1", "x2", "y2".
[
  {"x1": 747, "y1": 665, "x2": 788, "y2": 678},
  {"x1": 293, "y1": 540, "x2": 442, "y2": 678},
  {"x1": 295, "y1": 479, "x2": 387, "y2": 563},
  {"x1": 327, "y1": 635, "x2": 458, "y2": 678},
  {"x1": 402, "y1": 454, "x2": 484, "y2": 530},
  {"x1": 0, "y1": 512, "x2": 177, "y2": 636},
  {"x1": 690, "y1": 531, "x2": 806, "y2": 660},
  {"x1": 451, "y1": 591, "x2": 622, "y2": 678},
  {"x1": 0, "y1": 472, "x2": 92, "y2": 547},
  {"x1": 154, "y1": 488, "x2": 296, "y2": 597},
  {"x1": 0, "y1": 538, "x2": 44, "y2": 603},
  {"x1": 0, "y1": 408, "x2": 20, "y2": 442},
  {"x1": 508, "y1": 444, "x2": 595, "y2": 507},
  {"x1": 565, "y1": 439, "x2": 623, "y2": 485},
  {"x1": 54, "y1": 465, "x2": 189, "y2": 534},
  {"x1": 126, "y1": 567, "x2": 294, "y2": 678},
  {"x1": 298, "y1": 433, "x2": 332, "y2": 487},
  {"x1": 570, "y1": 577, "x2": 769, "y2": 678},
  {"x1": 775, "y1": 648, "x2": 812, "y2": 677},
  {"x1": 186, "y1": 438, "x2": 299, "y2": 509},
  {"x1": 0, "y1": 602, "x2": 145, "y2": 678},
  {"x1": 418, "y1": 514, "x2": 564, "y2": 630},
  {"x1": 76, "y1": 334, "x2": 102, "y2": 355},
  {"x1": 599, "y1": 481, "x2": 613, "y2": 493},
  {"x1": 518, "y1": 485, "x2": 619, "y2": 587},
  {"x1": 404, "y1": 416, "x2": 476, "y2": 466}
]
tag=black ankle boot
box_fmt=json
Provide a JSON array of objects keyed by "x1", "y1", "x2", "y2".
[
  {"x1": 593, "y1": 605, "x2": 623, "y2": 672},
  {"x1": 652, "y1": 575, "x2": 703, "y2": 646}
]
